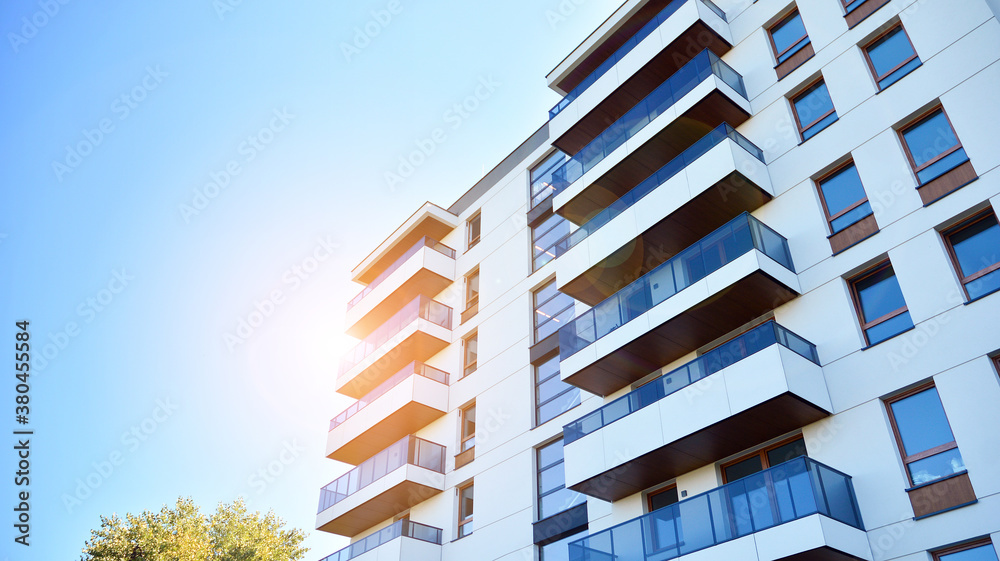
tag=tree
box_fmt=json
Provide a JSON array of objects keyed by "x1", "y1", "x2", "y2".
[{"x1": 81, "y1": 497, "x2": 308, "y2": 561}]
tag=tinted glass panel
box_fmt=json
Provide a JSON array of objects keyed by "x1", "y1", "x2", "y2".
[
  {"x1": 819, "y1": 164, "x2": 867, "y2": 218},
  {"x1": 649, "y1": 487, "x2": 679, "y2": 511},
  {"x1": 766, "y1": 438, "x2": 807, "y2": 466},
  {"x1": 866, "y1": 311, "x2": 913, "y2": 345},
  {"x1": 538, "y1": 392, "x2": 581, "y2": 424},
  {"x1": 903, "y1": 111, "x2": 959, "y2": 168},
  {"x1": 538, "y1": 440, "x2": 563, "y2": 469},
  {"x1": 856, "y1": 267, "x2": 907, "y2": 322},
  {"x1": 831, "y1": 201, "x2": 874, "y2": 233},
  {"x1": 950, "y1": 217, "x2": 1000, "y2": 278},
  {"x1": 967, "y1": 269, "x2": 1000, "y2": 300},
  {"x1": 541, "y1": 530, "x2": 588, "y2": 561},
  {"x1": 890, "y1": 387, "x2": 955, "y2": 457},
  {"x1": 940, "y1": 545, "x2": 1000, "y2": 561},
  {"x1": 867, "y1": 27, "x2": 916, "y2": 77},
  {"x1": 772, "y1": 12, "x2": 807, "y2": 56},
  {"x1": 724, "y1": 455, "x2": 763, "y2": 482},
  {"x1": 794, "y1": 82, "x2": 835, "y2": 129},
  {"x1": 907, "y1": 447, "x2": 966, "y2": 485}
]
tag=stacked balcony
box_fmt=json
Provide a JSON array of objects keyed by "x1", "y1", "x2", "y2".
[
  {"x1": 337, "y1": 296, "x2": 452, "y2": 399},
  {"x1": 317, "y1": 519, "x2": 443, "y2": 561},
  {"x1": 558, "y1": 213, "x2": 799, "y2": 397},
  {"x1": 562, "y1": 321, "x2": 830, "y2": 501},
  {"x1": 317, "y1": 436, "x2": 446, "y2": 536},
  {"x1": 327, "y1": 362, "x2": 449, "y2": 465},
  {"x1": 567, "y1": 457, "x2": 869, "y2": 561}
]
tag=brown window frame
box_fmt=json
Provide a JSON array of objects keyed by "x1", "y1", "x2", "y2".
[
  {"x1": 459, "y1": 402, "x2": 476, "y2": 452},
  {"x1": 790, "y1": 77, "x2": 836, "y2": 139},
  {"x1": 720, "y1": 435, "x2": 806, "y2": 483},
  {"x1": 848, "y1": 261, "x2": 909, "y2": 345},
  {"x1": 898, "y1": 105, "x2": 964, "y2": 181},
  {"x1": 816, "y1": 159, "x2": 870, "y2": 234},
  {"x1": 767, "y1": 9, "x2": 810, "y2": 65},
  {"x1": 465, "y1": 268, "x2": 480, "y2": 311},
  {"x1": 462, "y1": 331, "x2": 478, "y2": 377},
  {"x1": 862, "y1": 24, "x2": 919, "y2": 89},
  {"x1": 942, "y1": 211, "x2": 1000, "y2": 301},
  {"x1": 646, "y1": 484, "x2": 679, "y2": 512},
  {"x1": 457, "y1": 481, "x2": 474, "y2": 538},
  {"x1": 933, "y1": 539, "x2": 998, "y2": 561},
  {"x1": 467, "y1": 212, "x2": 482, "y2": 250},
  {"x1": 885, "y1": 383, "x2": 961, "y2": 487}
]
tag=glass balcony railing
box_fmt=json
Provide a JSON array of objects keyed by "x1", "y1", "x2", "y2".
[
  {"x1": 317, "y1": 436, "x2": 445, "y2": 514},
  {"x1": 339, "y1": 296, "x2": 452, "y2": 376},
  {"x1": 568, "y1": 457, "x2": 863, "y2": 561},
  {"x1": 318, "y1": 519, "x2": 443, "y2": 561},
  {"x1": 330, "y1": 361, "x2": 449, "y2": 431},
  {"x1": 559, "y1": 213, "x2": 794, "y2": 359},
  {"x1": 563, "y1": 321, "x2": 818, "y2": 444},
  {"x1": 552, "y1": 123, "x2": 764, "y2": 258},
  {"x1": 548, "y1": 0, "x2": 729, "y2": 119},
  {"x1": 537, "y1": 50, "x2": 746, "y2": 211},
  {"x1": 347, "y1": 237, "x2": 455, "y2": 311}
]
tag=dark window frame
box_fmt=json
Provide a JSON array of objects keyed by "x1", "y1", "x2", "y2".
[
  {"x1": 536, "y1": 438, "x2": 585, "y2": 521},
  {"x1": 848, "y1": 261, "x2": 910, "y2": 346},
  {"x1": 535, "y1": 354, "x2": 581, "y2": 427},
  {"x1": 767, "y1": 9, "x2": 810, "y2": 65},
  {"x1": 898, "y1": 105, "x2": 965, "y2": 184},
  {"x1": 790, "y1": 77, "x2": 837, "y2": 140},
  {"x1": 646, "y1": 484, "x2": 679, "y2": 512},
  {"x1": 942, "y1": 211, "x2": 1000, "y2": 301},
  {"x1": 862, "y1": 23, "x2": 919, "y2": 90},
  {"x1": 885, "y1": 383, "x2": 961, "y2": 487},
  {"x1": 816, "y1": 159, "x2": 871, "y2": 234},
  {"x1": 720, "y1": 435, "x2": 806, "y2": 483}
]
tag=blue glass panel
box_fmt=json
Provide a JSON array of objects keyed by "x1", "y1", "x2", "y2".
[
  {"x1": 865, "y1": 310, "x2": 913, "y2": 345},
  {"x1": 819, "y1": 164, "x2": 867, "y2": 217},
  {"x1": 967, "y1": 268, "x2": 1000, "y2": 300},
  {"x1": 940, "y1": 545, "x2": 1000, "y2": 561},
  {"x1": 907, "y1": 448, "x2": 966, "y2": 485},
  {"x1": 879, "y1": 58, "x2": 921, "y2": 89},
  {"x1": 830, "y1": 202, "x2": 874, "y2": 233},
  {"x1": 771, "y1": 13, "x2": 808, "y2": 57},
  {"x1": 794, "y1": 82, "x2": 834, "y2": 127},
  {"x1": 903, "y1": 110, "x2": 959, "y2": 168},
  {"x1": 916, "y1": 148, "x2": 968, "y2": 184},
  {"x1": 867, "y1": 27, "x2": 917, "y2": 78},
  {"x1": 855, "y1": 267, "x2": 906, "y2": 322},
  {"x1": 802, "y1": 113, "x2": 838, "y2": 140},
  {"x1": 950, "y1": 216, "x2": 1000, "y2": 278},
  {"x1": 890, "y1": 387, "x2": 956, "y2": 457}
]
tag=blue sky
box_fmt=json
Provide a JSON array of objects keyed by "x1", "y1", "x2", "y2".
[{"x1": 0, "y1": 0, "x2": 609, "y2": 558}]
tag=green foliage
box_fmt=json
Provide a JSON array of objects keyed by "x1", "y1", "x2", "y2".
[{"x1": 81, "y1": 497, "x2": 308, "y2": 561}]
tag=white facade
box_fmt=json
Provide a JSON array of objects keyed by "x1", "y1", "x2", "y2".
[{"x1": 316, "y1": 1, "x2": 1000, "y2": 560}]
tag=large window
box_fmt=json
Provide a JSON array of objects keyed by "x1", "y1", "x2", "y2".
[
  {"x1": 537, "y1": 439, "x2": 585, "y2": 520},
  {"x1": 863, "y1": 24, "x2": 920, "y2": 90},
  {"x1": 533, "y1": 280, "x2": 575, "y2": 343},
  {"x1": 533, "y1": 213, "x2": 570, "y2": 271},
  {"x1": 531, "y1": 151, "x2": 568, "y2": 208},
  {"x1": 899, "y1": 106, "x2": 969, "y2": 185},
  {"x1": 460, "y1": 403, "x2": 476, "y2": 452},
  {"x1": 791, "y1": 78, "x2": 837, "y2": 141},
  {"x1": 933, "y1": 540, "x2": 999, "y2": 561},
  {"x1": 721, "y1": 436, "x2": 807, "y2": 483},
  {"x1": 457, "y1": 482, "x2": 474, "y2": 538},
  {"x1": 463, "y1": 331, "x2": 478, "y2": 377},
  {"x1": 848, "y1": 261, "x2": 913, "y2": 345},
  {"x1": 768, "y1": 9, "x2": 810, "y2": 65},
  {"x1": 467, "y1": 212, "x2": 481, "y2": 250},
  {"x1": 535, "y1": 354, "x2": 580, "y2": 426},
  {"x1": 886, "y1": 385, "x2": 965, "y2": 486},
  {"x1": 465, "y1": 269, "x2": 480, "y2": 312},
  {"x1": 943, "y1": 212, "x2": 1000, "y2": 300},
  {"x1": 817, "y1": 161, "x2": 873, "y2": 234}
]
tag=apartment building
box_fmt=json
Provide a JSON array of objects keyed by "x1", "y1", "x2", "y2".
[{"x1": 315, "y1": 0, "x2": 1000, "y2": 560}]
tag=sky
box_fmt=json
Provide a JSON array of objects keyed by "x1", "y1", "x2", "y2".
[{"x1": 0, "y1": 1, "x2": 612, "y2": 558}]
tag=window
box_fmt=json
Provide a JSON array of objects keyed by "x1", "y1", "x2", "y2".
[
  {"x1": 537, "y1": 439, "x2": 585, "y2": 520},
  {"x1": 943, "y1": 212, "x2": 1000, "y2": 300},
  {"x1": 467, "y1": 212, "x2": 481, "y2": 249},
  {"x1": 533, "y1": 280, "x2": 575, "y2": 343},
  {"x1": 863, "y1": 24, "x2": 920, "y2": 90},
  {"x1": 465, "y1": 269, "x2": 480, "y2": 311},
  {"x1": 463, "y1": 332, "x2": 478, "y2": 376},
  {"x1": 842, "y1": 0, "x2": 866, "y2": 12},
  {"x1": 817, "y1": 161, "x2": 873, "y2": 234},
  {"x1": 533, "y1": 213, "x2": 570, "y2": 271},
  {"x1": 721, "y1": 436, "x2": 807, "y2": 483},
  {"x1": 531, "y1": 151, "x2": 568, "y2": 208},
  {"x1": 791, "y1": 78, "x2": 837, "y2": 140},
  {"x1": 899, "y1": 106, "x2": 969, "y2": 185},
  {"x1": 934, "y1": 540, "x2": 999, "y2": 561},
  {"x1": 647, "y1": 485, "x2": 679, "y2": 512},
  {"x1": 535, "y1": 355, "x2": 581, "y2": 425},
  {"x1": 768, "y1": 9, "x2": 810, "y2": 65},
  {"x1": 460, "y1": 403, "x2": 476, "y2": 452},
  {"x1": 849, "y1": 261, "x2": 914, "y2": 345},
  {"x1": 457, "y1": 482, "x2": 474, "y2": 538},
  {"x1": 886, "y1": 385, "x2": 966, "y2": 486}
]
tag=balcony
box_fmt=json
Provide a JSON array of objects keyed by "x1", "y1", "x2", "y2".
[
  {"x1": 545, "y1": 50, "x2": 751, "y2": 226},
  {"x1": 345, "y1": 237, "x2": 455, "y2": 339},
  {"x1": 562, "y1": 322, "x2": 831, "y2": 501},
  {"x1": 567, "y1": 458, "x2": 869, "y2": 561},
  {"x1": 337, "y1": 296, "x2": 452, "y2": 399},
  {"x1": 317, "y1": 519, "x2": 443, "y2": 561},
  {"x1": 316, "y1": 436, "x2": 446, "y2": 537},
  {"x1": 549, "y1": 0, "x2": 731, "y2": 157},
  {"x1": 352, "y1": 203, "x2": 456, "y2": 286},
  {"x1": 558, "y1": 213, "x2": 799, "y2": 397},
  {"x1": 554, "y1": 123, "x2": 772, "y2": 305},
  {"x1": 327, "y1": 362, "x2": 449, "y2": 465}
]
